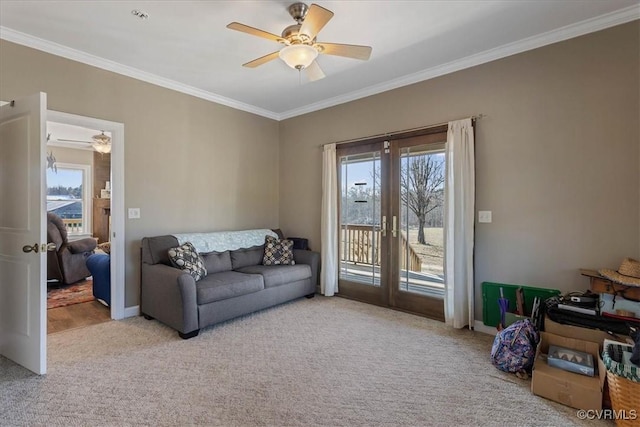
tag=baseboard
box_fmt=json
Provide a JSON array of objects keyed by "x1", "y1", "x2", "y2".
[
  {"x1": 123, "y1": 305, "x2": 140, "y2": 318},
  {"x1": 473, "y1": 320, "x2": 497, "y2": 336}
]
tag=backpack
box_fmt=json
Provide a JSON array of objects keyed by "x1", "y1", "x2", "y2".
[{"x1": 490, "y1": 319, "x2": 540, "y2": 373}]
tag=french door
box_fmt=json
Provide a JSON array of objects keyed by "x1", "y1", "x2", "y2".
[{"x1": 337, "y1": 127, "x2": 447, "y2": 320}]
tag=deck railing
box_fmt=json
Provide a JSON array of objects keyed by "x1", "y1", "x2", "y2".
[
  {"x1": 62, "y1": 218, "x2": 83, "y2": 233},
  {"x1": 340, "y1": 224, "x2": 421, "y2": 272}
]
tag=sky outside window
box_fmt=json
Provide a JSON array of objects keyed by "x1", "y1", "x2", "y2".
[{"x1": 47, "y1": 168, "x2": 82, "y2": 198}]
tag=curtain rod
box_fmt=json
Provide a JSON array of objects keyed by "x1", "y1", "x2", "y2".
[{"x1": 320, "y1": 114, "x2": 485, "y2": 147}]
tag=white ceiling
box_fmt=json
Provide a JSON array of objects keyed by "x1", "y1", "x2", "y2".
[
  {"x1": 1, "y1": 1, "x2": 638, "y2": 120},
  {"x1": 47, "y1": 121, "x2": 111, "y2": 150}
]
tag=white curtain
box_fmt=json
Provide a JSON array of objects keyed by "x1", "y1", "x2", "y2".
[
  {"x1": 444, "y1": 118, "x2": 475, "y2": 329},
  {"x1": 321, "y1": 143, "x2": 338, "y2": 296}
]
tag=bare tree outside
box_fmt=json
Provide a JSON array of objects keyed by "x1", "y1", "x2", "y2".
[
  {"x1": 341, "y1": 151, "x2": 447, "y2": 284},
  {"x1": 401, "y1": 154, "x2": 445, "y2": 244}
]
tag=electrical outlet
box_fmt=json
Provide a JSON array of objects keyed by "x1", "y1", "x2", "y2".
[
  {"x1": 478, "y1": 210, "x2": 492, "y2": 223},
  {"x1": 128, "y1": 208, "x2": 141, "y2": 219}
]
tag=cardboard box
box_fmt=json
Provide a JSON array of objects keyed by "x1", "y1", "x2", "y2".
[
  {"x1": 544, "y1": 316, "x2": 626, "y2": 348},
  {"x1": 531, "y1": 332, "x2": 603, "y2": 410},
  {"x1": 543, "y1": 316, "x2": 630, "y2": 410}
]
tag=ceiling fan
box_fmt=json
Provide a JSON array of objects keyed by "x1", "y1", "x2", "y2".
[
  {"x1": 227, "y1": 2, "x2": 372, "y2": 81},
  {"x1": 51, "y1": 131, "x2": 112, "y2": 154}
]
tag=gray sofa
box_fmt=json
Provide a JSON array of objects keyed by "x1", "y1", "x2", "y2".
[{"x1": 140, "y1": 233, "x2": 319, "y2": 339}]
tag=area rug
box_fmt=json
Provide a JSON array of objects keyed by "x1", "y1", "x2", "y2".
[{"x1": 47, "y1": 280, "x2": 95, "y2": 309}]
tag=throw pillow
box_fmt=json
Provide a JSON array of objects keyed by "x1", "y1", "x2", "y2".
[
  {"x1": 168, "y1": 242, "x2": 207, "y2": 281},
  {"x1": 263, "y1": 236, "x2": 295, "y2": 266}
]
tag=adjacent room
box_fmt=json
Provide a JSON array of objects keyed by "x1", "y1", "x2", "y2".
[
  {"x1": 45, "y1": 121, "x2": 113, "y2": 333},
  {"x1": 0, "y1": 1, "x2": 638, "y2": 425}
]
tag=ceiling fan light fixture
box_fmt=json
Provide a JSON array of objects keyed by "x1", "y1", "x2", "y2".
[
  {"x1": 279, "y1": 44, "x2": 318, "y2": 70},
  {"x1": 92, "y1": 141, "x2": 111, "y2": 154},
  {"x1": 92, "y1": 131, "x2": 111, "y2": 154},
  {"x1": 92, "y1": 132, "x2": 110, "y2": 144}
]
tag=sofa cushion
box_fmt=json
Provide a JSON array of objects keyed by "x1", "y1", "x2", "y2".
[
  {"x1": 168, "y1": 242, "x2": 207, "y2": 281},
  {"x1": 263, "y1": 236, "x2": 295, "y2": 266},
  {"x1": 235, "y1": 264, "x2": 311, "y2": 289},
  {"x1": 196, "y1": 271, "x2": 264, "y2": 304},
  {"x1": 142, "y1": 235, "x2": 180, "y2": 265},
  {"x1": 201, "y1": 251, "x2": 232, "y2": 274},
  {"x1": 230, "y1": 245, "x2": 264, "y2": 269}
]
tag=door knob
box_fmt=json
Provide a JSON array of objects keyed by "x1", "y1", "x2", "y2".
[
  {"x1": 44, "y1": 243, "x2": 56, "y2": 252},
  {"x1": 22, "y1": 243, "x2": 39, "y2": 253}
]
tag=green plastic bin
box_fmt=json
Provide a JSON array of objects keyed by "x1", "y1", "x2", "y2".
[{"x1": 482, "y1": 282, "x2": 561, "y2": 327}]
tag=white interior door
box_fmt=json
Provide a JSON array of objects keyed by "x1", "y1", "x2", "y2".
[{"x1": 0, "y1": 93, "x2": 47, "y2": 375}]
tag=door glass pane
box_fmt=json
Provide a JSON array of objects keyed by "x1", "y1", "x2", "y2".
[
  {"x1": 398, "y1": 146, "x2": 445, "y2": 297},
  {"x1": 339, "y1": 151, "x2": 381, "y2": 286}
]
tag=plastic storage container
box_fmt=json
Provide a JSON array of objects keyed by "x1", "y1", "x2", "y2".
[{"x1": 482, "y1": 282, "x2": 561, "y2": 327}]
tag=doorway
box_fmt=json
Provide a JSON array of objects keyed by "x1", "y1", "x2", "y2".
[
  {"x1": 45, "y1": 121, "x2": 111, "y2": 332},
  {"x1": 337, "y1": 127, "x2": 447, "y2": 320},
  {"x1": 46, "y1": 110, "x2": 125, "y2": 323},
  {"x1": 0, "y1": 95, "x2": 125, "y2": 374}
]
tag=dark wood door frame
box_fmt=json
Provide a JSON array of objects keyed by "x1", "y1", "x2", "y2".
[{"x1": 336, "y1": 126, "x2": 448, "y2": 321}]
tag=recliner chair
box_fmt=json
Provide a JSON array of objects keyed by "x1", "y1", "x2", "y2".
[{"x1": 47, "y1": 212, "x2": 97, "y2": 285}]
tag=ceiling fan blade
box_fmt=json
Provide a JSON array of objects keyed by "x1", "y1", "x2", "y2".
[
  {"x1": 227, "y1": 22, "x2": 283, "y2": 43},
  {"x1": 243, "y1": 51, "x2": 281, "y2": 68},
  {"x1": 317, "y1": 42, "x2": 372, "y2": 60},
  {"x1": 56, "y1": 138, "x2": 92, "y2": 143},
  {"x1": 305, "y1": 60, "x2": 325, "y2": 82},
  {"x1": 299, "y1": 4, "x2": 334, "y2": 40}
]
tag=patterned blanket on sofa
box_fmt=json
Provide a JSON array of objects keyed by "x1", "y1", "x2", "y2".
[{"x1": 173, "y1": 229, "x2": 278, "y2": 253}]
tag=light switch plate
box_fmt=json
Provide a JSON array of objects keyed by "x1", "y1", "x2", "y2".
[
  {"x1": 128, "y1": 208, "x2": 141, "y2": 219},
  {"x1": 478, "y1": 210, "x2": 492, "y2": 223}
]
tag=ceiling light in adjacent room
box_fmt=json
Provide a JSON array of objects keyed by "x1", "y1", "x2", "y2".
[{"x1": 92, "y1": 132, "x2": 111, "y2": 154}]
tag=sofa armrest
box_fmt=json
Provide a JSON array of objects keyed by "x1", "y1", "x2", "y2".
[
  {"x1": 140, "y1": 263, "x2": 198, "y2": 334},
  {"x1": 293, "y1": 249, "x2": 320, "y2": 290}
]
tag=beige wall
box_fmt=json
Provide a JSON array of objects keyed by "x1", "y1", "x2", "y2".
[
  {"x1": 1, "y1": 21, "x2": 638, "y2": 320},
  {"x1": 279, "y1": 22, "x2": 640, "y2": 320},
  {"x1": 0, "y1": 40, "x2": 280, "y2": 307}
]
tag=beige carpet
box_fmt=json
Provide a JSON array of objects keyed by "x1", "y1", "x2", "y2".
[{"x1": 0, "y1": 297, "x2": 607, "y2": 426}]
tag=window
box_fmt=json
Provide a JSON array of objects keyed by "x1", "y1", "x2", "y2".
[{"x1": 46, "y1": 163, "x2": 91, "y2": 235}]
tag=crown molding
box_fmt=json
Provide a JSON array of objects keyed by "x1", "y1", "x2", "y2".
[
  {"x1": 0, "y1": 26, "x2": 279, "y2": 120},
  {"x1": 2, "y1": 4, "x2": 638, "y2": 122},
  {"x1": 277, "y1": 5, "x2": 640, "y2": 120}
]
